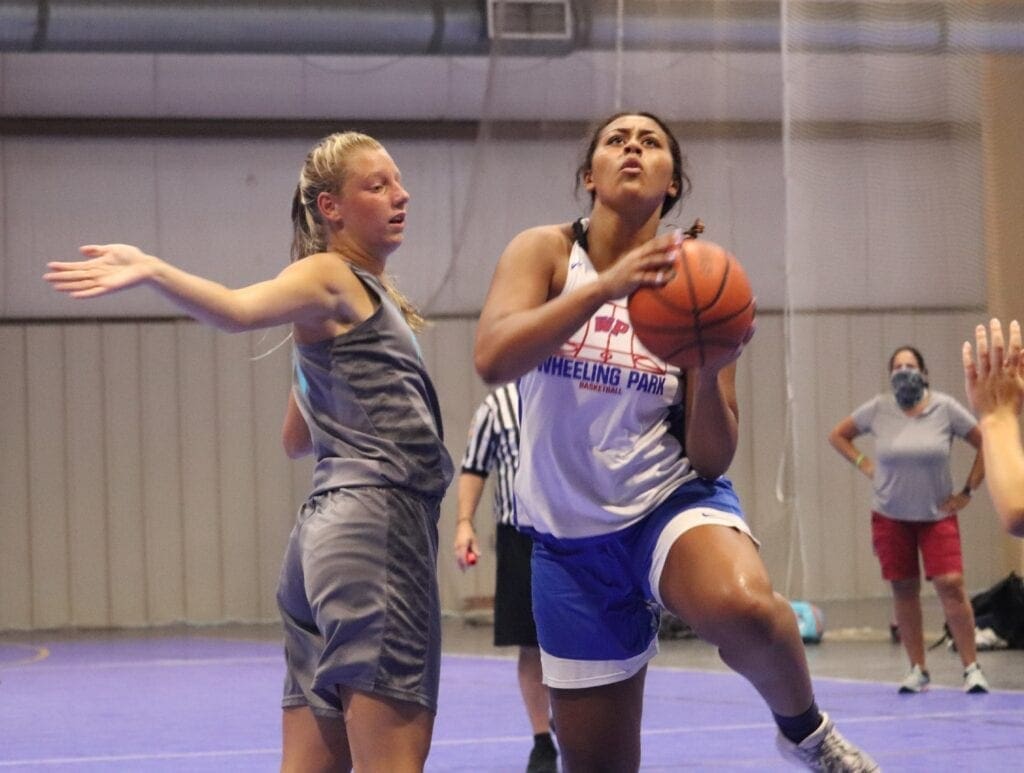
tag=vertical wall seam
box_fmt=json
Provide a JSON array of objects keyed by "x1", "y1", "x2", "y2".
[
  {"x1": 22, "y1": 327, "x2": 36, "y2": 628},
  {"x1": 60, "y1": 325, "x2": 72, "y2": 625},
  {"x1": 175, "y1": 321, "x2": 189, "y2": 621},
  {"x1": 135, "y1": 323, "x2": 150, "y2": 622},
  {"x1": 99, "y1": 324, "x2": 112, "y2": 626},
  {"x1": 249, "y1": 332, "x2": 263, "y2": 621},
  {"x1": 214, "y1": 330, "x2": 226, "y2": 620}
]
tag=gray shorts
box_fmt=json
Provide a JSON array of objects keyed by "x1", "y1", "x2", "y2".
[{"x1": 277, "y1": 486, "x2": 442, "y2": 716}]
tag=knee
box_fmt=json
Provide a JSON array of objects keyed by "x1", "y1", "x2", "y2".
[
  {"x1": 891, "y1": 578, "x2": 921, "y2": 600},
  {"x1": 932, "y1": 573, "x2": 967, "y2": 602},
  {"x1": 690, "y1": 580, "x2": 785, "y2": 643}
]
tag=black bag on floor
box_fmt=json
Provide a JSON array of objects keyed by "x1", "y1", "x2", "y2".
[
  {"x1": 970, "y1": 571, "x2": 1024, "y2": 649},
  {"x1": 930, "y1": 571, "x2": 1024, "y2": 650}
]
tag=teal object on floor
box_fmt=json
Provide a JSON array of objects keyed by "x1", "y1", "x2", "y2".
[{"x1": 791, "y1": 600, "x2": 825, "y2": 643}]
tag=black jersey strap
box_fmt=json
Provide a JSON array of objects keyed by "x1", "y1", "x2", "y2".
[{"x1": 571, "y1": 217, "x2": 589, "y2": 253}]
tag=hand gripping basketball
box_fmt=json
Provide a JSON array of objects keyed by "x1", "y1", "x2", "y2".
[{"x1": 628, "y1": 230, "x2": 756, "y2": 370}]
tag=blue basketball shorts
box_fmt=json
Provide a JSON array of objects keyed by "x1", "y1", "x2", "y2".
[{"x1": 527, "y1": 477, "x2": 754, "y2": 689}]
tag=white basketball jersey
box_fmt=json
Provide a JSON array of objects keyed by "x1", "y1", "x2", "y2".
[{"x1": 514, "y1": 238, "x2": 695, "y2": 538}]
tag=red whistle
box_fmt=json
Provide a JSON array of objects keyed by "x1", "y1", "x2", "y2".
[{"x1": 466, "y1": 550, "x2": 478, "y2": 566}]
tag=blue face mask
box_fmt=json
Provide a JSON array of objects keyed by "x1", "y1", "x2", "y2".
[{"x1": 891, "y1": 369, "x2": 926, "y2": 409}]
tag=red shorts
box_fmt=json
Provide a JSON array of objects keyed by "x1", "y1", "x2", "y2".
[{"x1": 870, "y1": 512, "x2": 963, "y2": 581}]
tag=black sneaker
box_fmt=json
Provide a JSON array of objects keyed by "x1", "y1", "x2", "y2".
[{"x1": 526, "y1": 736, "x2": 558, "y2": 773}]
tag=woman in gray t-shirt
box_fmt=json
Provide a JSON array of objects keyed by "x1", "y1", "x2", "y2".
[{"x1": 829, "y1": 345, "x2": 987, "y2": 695}]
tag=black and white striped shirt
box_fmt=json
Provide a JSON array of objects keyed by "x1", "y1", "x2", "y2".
[{"x1": 460, "y1": 383, "x2": 519, "y2": 525}]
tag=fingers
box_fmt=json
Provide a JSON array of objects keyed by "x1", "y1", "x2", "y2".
[
  {"x1": 43, "y1": 264, "x2": 103, "y2": 296},
  {"x1": 454, "y1": 544, "x2": 479, "y2": 571},
  {"x1": 974, "y1": 323, "x2": 990, "y2": 376},
  {"x1": 741, "y1": 317, "x2": 757, "y2": 346},
  {"x1": 46, "y1": 261, "x2": 88, "y2": 271},
  {"x1": 621, "y1": 230, "x2": 681, "y2": 291},
  {"x1": 1008, "y1": 320, "x2": 1022, "y2": 371},
  {"x1": 989, "y1": 318, "x2": 1005, "y2": 372},
  {"x1": 962, "y1": 339, "x2": 976, "y2": 379},
  {"x1": 649, "y1": 229, "x2": 683, "y2": 283}
]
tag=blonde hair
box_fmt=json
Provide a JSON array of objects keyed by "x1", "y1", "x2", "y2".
[{"x1": 290, "y1": 132, "x2": 426, "y2": 331}]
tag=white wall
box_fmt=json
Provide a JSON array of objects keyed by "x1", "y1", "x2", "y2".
[{"x1": 1, "y1": 310, "x2": 1006, "y2": 630}]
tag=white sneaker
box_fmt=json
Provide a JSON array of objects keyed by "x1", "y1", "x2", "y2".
[
  {"x1": 776, "y1": 712, "x2": 880, "y2": 771},
  {"x1": 898, "y1": 664, "x2": 930, "y2": 694},
  {"x1": 963, "y1": 662, "x2": 989, "y2": 693}
]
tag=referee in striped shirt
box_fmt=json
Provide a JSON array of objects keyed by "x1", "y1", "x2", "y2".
[{"x1": 454, "y1": 382, "x2": 557, "y2": 773}]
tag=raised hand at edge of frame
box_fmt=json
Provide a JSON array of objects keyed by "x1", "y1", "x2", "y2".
[
  {"x1": 963, "y1": 318, "x2": 1024, "y2": 419},
  {"x1": 44, "y1": 244, "x2": 157, "y2": 298}
]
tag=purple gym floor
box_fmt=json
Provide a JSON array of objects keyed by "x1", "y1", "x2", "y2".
[{"x1": 1, "y1": 636, "x2": 1022, "y2": 771}]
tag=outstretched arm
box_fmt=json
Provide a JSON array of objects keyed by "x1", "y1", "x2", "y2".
[
  {"x1": 963, "y1": 318, "x2": 1024, "y2": 537},
  {"x1": 45, "y1": 244, "x2": 358, "y2": 333}
]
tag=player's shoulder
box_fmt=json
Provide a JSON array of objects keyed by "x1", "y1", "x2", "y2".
[
  {"x1": 287, "y1": 250, "x2": 351, "y2": 276},
  {"x1": 504, "y1": 222, "x2": 575, "y2": 260},
  {"x1": 288, "y1": 251, "x2": 368, "y2": 292}
]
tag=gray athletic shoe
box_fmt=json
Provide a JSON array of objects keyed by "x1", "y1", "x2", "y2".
[
  {"x1": 897, "y1": 664, "x2": 930, "y2": 694},
  {"x1": 963, "y1": 662, "x2": 989, "y2": 694},
  {"x1": 776, "y1": 712, "x2": 880, "y2": 772}
]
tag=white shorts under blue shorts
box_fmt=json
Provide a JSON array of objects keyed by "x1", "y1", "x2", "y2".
[{"x1": 527, "y1": 477, "x2": 755, "y2": 690}]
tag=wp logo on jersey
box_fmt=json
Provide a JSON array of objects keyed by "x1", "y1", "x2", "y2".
[
  {"x1": 594, "y1": 315, "x2": 629, "y2": 337},
  {"x1": 561, "y1": 301, "x2": 665, "y2": 375}
]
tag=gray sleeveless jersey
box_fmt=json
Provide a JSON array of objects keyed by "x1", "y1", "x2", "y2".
[{"x1": 292, "y1": 265, "x2": 453, "y2": 498}]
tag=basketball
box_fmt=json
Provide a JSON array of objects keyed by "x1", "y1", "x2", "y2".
[{"x1": 628, "y1": 238, "x2": 755, "y2": 369}]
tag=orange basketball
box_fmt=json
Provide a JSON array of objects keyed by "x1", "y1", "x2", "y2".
[{"x1": 628, "y1": 239, "x2": 755, "y2": 369}]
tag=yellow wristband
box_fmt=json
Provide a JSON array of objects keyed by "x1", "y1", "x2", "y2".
[{"x1": 854, "y1": 453, "x2": 865, "y2": 468}]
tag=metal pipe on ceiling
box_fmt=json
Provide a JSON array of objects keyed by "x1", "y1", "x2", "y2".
[{"x1": 0, "y1": 1, "x2": 1021, "y2": 55}]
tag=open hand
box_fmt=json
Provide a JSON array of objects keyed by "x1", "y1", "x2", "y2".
[
  {"x1": 963, "y1": 318, "x2": 1024, "y2": 418},
  {"x1": 44, "y1": 244, "x2": 156, "y2": 298}
]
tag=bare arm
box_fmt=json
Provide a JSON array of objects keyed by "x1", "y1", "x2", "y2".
[
  {"x1": 282, "y1": 389, "x2": 313, "y2": 459},
  {"x1": 454, "y1": 473, "x2": 486, "y2": 570},
  {"x1": 828, "y1": 415, "x2": 873, "y2": 478},
  {"x1": 979, "y1": 412, "x2": 1024, "y2": 537},
  {"x1": 45, "y1": 244, "x2": 364, "y2": 333},
  {"x1": 474, "y1": 226, "x2": 679, "y2": 384},
  {"x1": 683, "y1": 365, "x2": 739, "y2": 478},
  {"x1": 963, "y1": 318, "x2": 1024, "y2": 536}
]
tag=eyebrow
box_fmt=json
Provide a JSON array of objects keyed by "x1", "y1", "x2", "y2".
[{"x1": 605, "y1": 127, "x2": 662, "y2": 139}]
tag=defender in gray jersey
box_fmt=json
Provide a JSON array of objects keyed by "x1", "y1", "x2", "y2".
[{"x1": 46, "y1": 132, "x2": 454, "y2": 772}]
